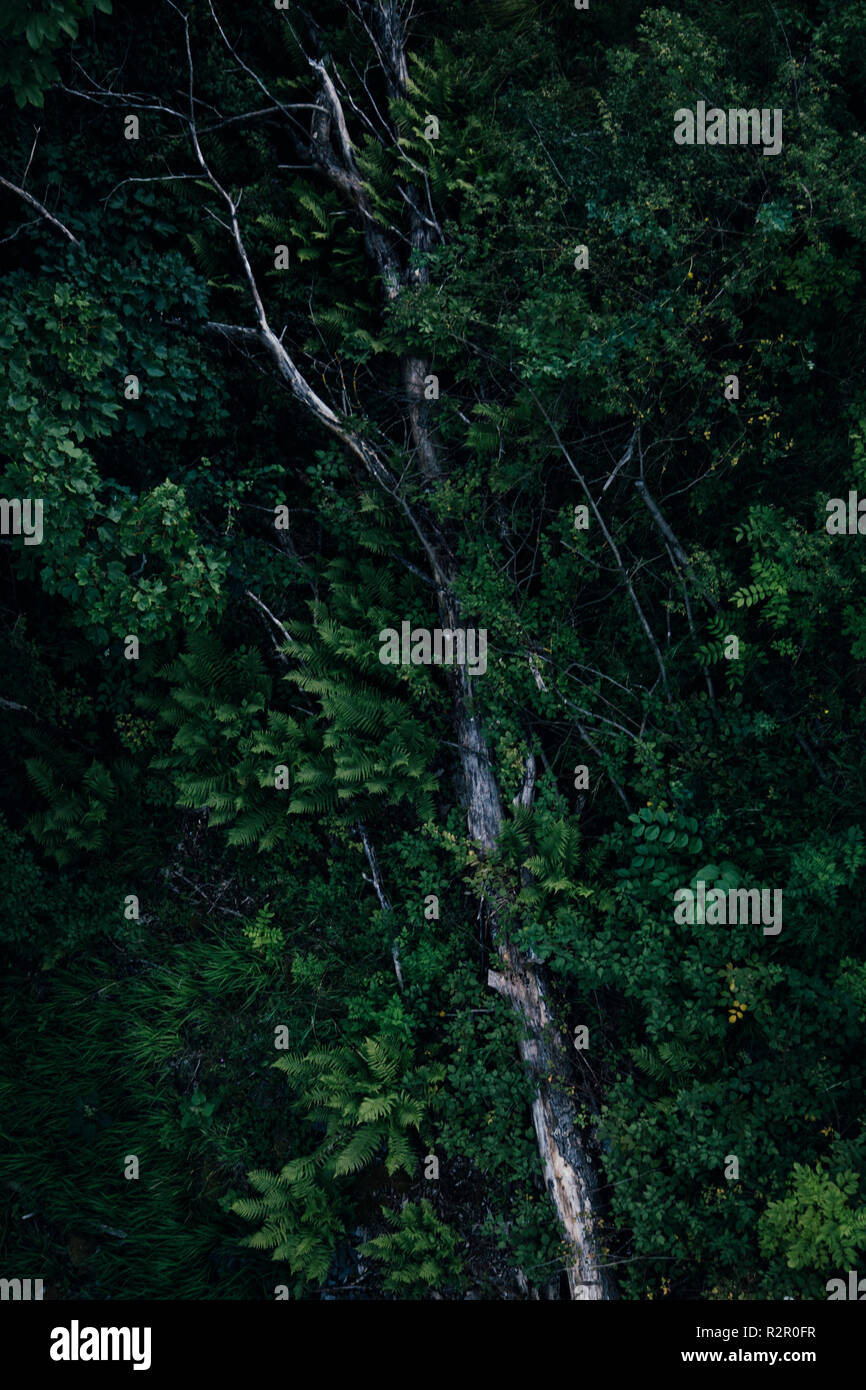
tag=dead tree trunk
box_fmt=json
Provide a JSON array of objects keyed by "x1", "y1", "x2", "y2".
[{"x1": 449, "y1": 655, "x2": 617, "y2": 1299}]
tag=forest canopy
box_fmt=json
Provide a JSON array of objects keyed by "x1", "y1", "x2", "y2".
[{"x1": 1, "y1": 0, "x2": 865, "y2": 1302}]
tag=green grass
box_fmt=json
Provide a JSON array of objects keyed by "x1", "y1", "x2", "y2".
[{"x1": 0, "y1": 922, "x2": 304, "y2": 1299}]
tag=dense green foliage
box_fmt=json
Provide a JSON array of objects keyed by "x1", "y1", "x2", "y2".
[{"x1": 1, "y1": 0, "x2": 865, "y2": 1300}]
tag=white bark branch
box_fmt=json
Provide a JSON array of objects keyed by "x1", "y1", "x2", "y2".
[
  {"x1": 244, "y1": 590, "x2": 294, "y2": 648},
  {"x1": 358, "y1": 822, "x2": 404, "y2": 993},
  {"x1": 0, "y1": 176, "x2": 79, "y2": 244}
]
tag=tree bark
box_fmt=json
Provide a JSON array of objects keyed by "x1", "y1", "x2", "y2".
[{"x1": 448, "y1": 655, "x2": 616, "y2": 1299}]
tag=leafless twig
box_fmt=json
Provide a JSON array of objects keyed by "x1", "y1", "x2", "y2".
[
  {"x1": 0, "y1": 175, "x2": 79, "y2": 244},
  {"x1": 357, "y1": 822, "x2": 403, "y2": 992},
  {"x1": 245, "y1": 589, "x2": 294, "y2": 647}
]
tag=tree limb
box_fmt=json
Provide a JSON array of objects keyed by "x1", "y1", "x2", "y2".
[
  {"x1": 245, "y1": 590, "x2": 294, "y2": 648},
  {"x1": 0, "y1": 176, "x2": 79, "y2": 245},
  {"x1": 529, "y1": 394, "x2": 674, "y2": 706},
  {"x1": 357, "y1": 821, "x2": 404, "y2": 992}
]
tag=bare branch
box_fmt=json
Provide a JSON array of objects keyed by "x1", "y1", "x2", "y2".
[
  {"x1": 101, "y1": 172, "x2": 206, "y2": 207},
  {"x1": 601, "y1": 425, "x2": 638, "y2": 495},
  {"x1": 59, "y1": 75, "x2": 187, "y2": 123},
  {"x1": 512, "y1": 751, "x2": 537, "y2": 809},
  {"x1": 22, "y1": 128, "x2": 40, "y2": 185},
  {"x1": 358, "y1": 822, "x2": 403, "y2": 993},
  {"x1": 528, "y1": 653, "x2": 632, "y2": 811},
  {"x1": 529, "y1": 391, "x2": 674, "y2": 706},
  {"x1": 245, "y1": 589, "x2": 294, "y2": 647},
  {"x1": 206, "y1": 0, "x2": 317, "y2": 143},
  {"x1": 0, "y1": 176, "x2": 79, "y2": 245}
]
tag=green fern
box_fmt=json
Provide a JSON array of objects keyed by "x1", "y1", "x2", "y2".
[
  {"x1": 360, "y1": 1200, "x2": 464, "y2": 1297},
  {"x1": 232, "y1": 1035, "x2": 427, "y2": 1286}
]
